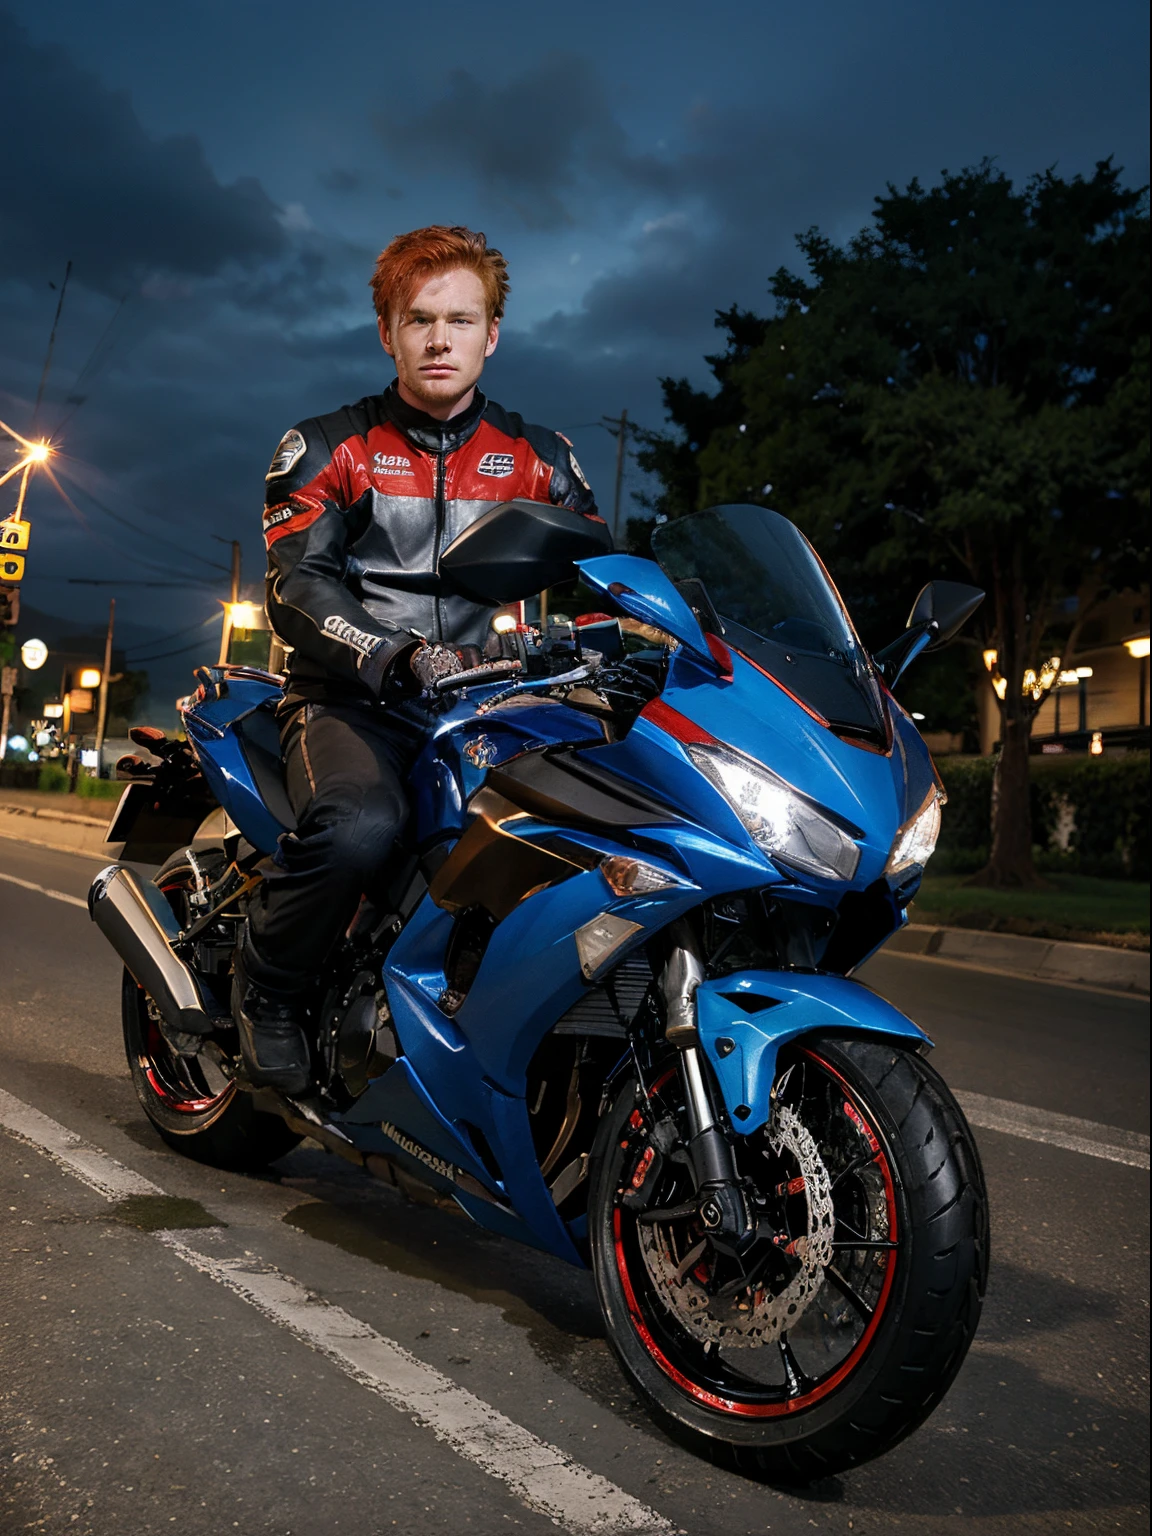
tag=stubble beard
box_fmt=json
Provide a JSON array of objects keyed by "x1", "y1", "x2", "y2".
[{"x1": 401, "y1": 364, "x2": 480, "y2": 415}]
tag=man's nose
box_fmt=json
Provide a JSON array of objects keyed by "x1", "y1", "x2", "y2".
[{"x1": 426, "y1": 320, "x2": 451, "y2": 352}]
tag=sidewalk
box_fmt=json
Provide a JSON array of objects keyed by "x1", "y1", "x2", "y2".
[{"x1": 0, "y1": 788, "x2": 121, "y2": 858}]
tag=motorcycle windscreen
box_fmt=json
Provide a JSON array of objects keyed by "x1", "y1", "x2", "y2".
[{"x1": 652, "y1": 504, "x2": 887, "y2": 745}]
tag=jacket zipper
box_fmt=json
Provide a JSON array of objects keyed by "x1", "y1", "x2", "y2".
[{"x1": 432, "y1": 430, "x2": 447, "y2": 642}]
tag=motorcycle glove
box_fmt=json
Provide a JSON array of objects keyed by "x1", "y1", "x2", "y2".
[{"x1": 409, "y1": 643, "x2": 465, "y2": 692}]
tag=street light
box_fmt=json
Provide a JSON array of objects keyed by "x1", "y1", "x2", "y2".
[
  {"x1": 227, "y1": 601, "x2": 261, "y2": 629},
  {"x1": 20, "y1": 637, "x2": 48, "y2": 669},
  {"x1": 78, "y1": 667, "x2": 102, "y2": 689},
  {"x1": 1124, "y1": 635, "x2": 1150, "y2": 659}
]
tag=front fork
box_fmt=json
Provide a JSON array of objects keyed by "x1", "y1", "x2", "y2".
[{"x1": 659, "y1": 938, "x2": 756, "y2": 1256}]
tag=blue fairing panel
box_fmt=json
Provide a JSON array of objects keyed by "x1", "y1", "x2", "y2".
[
  {"x1": 578, "y1": 553, "x2": 713, "y2": 663},
  {"x1": 182, "y1": 677, "x2": 289, "y2": 854},
  {"x1": 695, "y1": 971, "x2": 931, "y2": 1135}
]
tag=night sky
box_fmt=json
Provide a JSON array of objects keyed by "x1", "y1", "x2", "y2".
[{"x1": 2, "y1": 0, "x2": 1148, "y2": 717}]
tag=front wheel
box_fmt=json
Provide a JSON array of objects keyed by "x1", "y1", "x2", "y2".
[{"x1": 588, "y1": 1037, "x2": 988, "y2": 1482}]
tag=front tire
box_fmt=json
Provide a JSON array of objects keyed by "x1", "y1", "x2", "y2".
[
  {"x1": 122, "y1": 852, "x2": 301, "y2": 1172},
  {"x1": 588, "y1": 1037, "x2": 988, "y2": 1482}
]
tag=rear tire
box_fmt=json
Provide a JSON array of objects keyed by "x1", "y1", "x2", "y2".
[
  {"x1": 588, "y1": 1036, "x2": 988, "y2": 1482},
  {"x1": 122, "y1": 851, "x2": 301, "y2": 1172}
]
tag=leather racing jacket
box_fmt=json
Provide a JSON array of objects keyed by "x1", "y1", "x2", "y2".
[{"x1": 263, "y1": 382, "x2": 604, "y2": 706}]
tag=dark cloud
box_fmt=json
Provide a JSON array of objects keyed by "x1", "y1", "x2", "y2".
[
  {"x1": 0, "y1": 13, "x2": 285, "y2": 294},
  {"x1": 377, "y1": 53, "x2": 667, "y2": 230},
  {"x1": 317, "y1": 168, "x2": 361, "y2": 192}
]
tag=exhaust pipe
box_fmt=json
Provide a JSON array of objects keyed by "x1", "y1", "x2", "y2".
[{"x1": 88, "y1": 863, "x2": 218, "y2": 1037}]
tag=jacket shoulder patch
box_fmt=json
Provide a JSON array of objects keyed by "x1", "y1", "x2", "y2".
[
  {"x1": 567, "y1": 448, "x2": 591, "y2": 491},
  {"x1": 477, "y1": 451, "x2": 516, "y2": 478},
  {"x1": 266, "y1": 428, "x2": 307, "y2": 481}
]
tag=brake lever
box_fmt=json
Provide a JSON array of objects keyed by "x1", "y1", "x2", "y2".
[{"x1": 431, "y1": 659, "x2": 522, "y2": 695}]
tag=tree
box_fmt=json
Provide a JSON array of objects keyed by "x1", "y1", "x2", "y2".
[
  {"x1": 106, "y1": 667, "x2": 150, "y2": 733},
  {"x1": 638, "y1": 160, "x2": 1149, "y2": 887}
]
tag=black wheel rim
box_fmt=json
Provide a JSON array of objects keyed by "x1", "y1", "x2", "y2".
[{"x1": 611, "y1": 1048, "x2": 902, "y2": 1418}]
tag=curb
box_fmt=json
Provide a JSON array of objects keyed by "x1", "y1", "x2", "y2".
[{"x1": 887, "y1": 923, "x2": 1149, "y2": 996}]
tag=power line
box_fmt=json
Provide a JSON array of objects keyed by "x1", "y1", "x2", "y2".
[
  {"x1": 128, "y1": 634, "x2": 221, "y2": 664},
  {"x1": 126, "y1": 612, "x2": 219, "y2": 656},
  {"x1": 54, "y1": 290, "x2": 137, "y2": 432},
  {"x1": 75, "y1": 486, "x2": 230, "y2": 574}
]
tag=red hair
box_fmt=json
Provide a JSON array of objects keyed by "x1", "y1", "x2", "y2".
[{"x1": 370, "y1": 225, "x2": 510, "y2": 325}]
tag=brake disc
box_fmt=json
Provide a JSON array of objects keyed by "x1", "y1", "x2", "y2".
[{"x1": 638, "y1": 1104, "x2": 835, "y2": 1348}]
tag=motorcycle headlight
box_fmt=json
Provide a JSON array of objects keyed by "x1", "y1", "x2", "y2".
[
  {"x1": 884, "y1": 788, "x2": 943, "y2": 877},
  {"x1": 687, "y1": 743, "x2": 861, "y2": 881}
]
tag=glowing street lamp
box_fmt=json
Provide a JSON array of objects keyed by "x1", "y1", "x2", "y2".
[
  {"x1": 0, "y1": 421, "x2": 54, "y2": 522},
  {"x1": 78, "y1": 667, "x2": 102, "y2": 689},
  {"x1": 227, "y1": 601, "x2": 261, "y2": 630},
  {"x1": 20, "y1": 638, "x2": 48, "y2": 670}
]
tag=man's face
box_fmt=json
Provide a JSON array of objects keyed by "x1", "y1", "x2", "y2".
[{"x1": 379, "y1": 267, "x2": 499, "y2": 417}]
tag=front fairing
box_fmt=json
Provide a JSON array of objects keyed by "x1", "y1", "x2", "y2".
[{"x1": 580, "y1": 642, "x2": 937, "y2": 897}]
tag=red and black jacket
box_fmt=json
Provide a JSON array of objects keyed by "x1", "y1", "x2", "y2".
[{"x1": 263, "y1": 382, "x2": 603, "y2": 705}]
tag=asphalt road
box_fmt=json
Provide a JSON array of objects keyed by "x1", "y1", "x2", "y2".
[{"x1": 1, "y1": 836, "x2": 1147, "y2": 1536}]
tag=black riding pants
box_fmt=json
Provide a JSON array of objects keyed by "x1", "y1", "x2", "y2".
[{"x1": 245, "y1": 700, "x2": 427, "y2": 993}]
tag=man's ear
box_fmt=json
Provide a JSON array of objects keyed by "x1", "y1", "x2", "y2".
[
  {"x1": 377, "y1": 315, "x2": 395, "y2": 358},
  {"x1": 484, "y1": 317, "x2": 500, "y2": 360}
]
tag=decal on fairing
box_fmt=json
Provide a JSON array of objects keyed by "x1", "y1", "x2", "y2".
[{"x1": 464, "y1": 735, "x2": 497, "y2": 768}]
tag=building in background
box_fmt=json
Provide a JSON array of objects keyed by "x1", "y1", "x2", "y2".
[{"x1": 976, "y1": 587, "x2": 1150, "y2": 756}]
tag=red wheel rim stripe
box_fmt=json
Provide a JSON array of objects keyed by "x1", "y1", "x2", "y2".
[
  {"x1": 613, "y1": 1048, "x2": 900, "y2": 1417},
  {"x1": 138, "y1": 889, "x2": 233, "y2": 1118}
]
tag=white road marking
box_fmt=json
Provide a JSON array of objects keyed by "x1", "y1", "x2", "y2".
[
  {"x1": 0, "y1": 1087, "x2": 672, "y2": 1536},
  {"x1": 955, "y1": 1090, "x2": 1150, "y2": 1170},
  {"x1": 0, "y1": 868, "x2": 88, "y2": 909},
  {"x1": 162, "y1": 1232, "x2": 670, "y2": 1535},
  {"x1": 0, "y1": 1087, "x2": 161, "y2": 1200}
]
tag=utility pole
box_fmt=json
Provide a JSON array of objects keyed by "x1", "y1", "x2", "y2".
[
  {"x1": 33, "y1": 260, "x2": 73, "y2": 428},
  {"x1": 214, "y1": 537, "x2": 244, "y2": 663},
  {"x1": 602, "y1": 409, "x2": 629, "y2": 544},
  {"x1": 0, "y1": 665, "x2": 16, "y2": 762},
  {"x1": 94, "y1": 597, "x2": 115, "y2": 773}
]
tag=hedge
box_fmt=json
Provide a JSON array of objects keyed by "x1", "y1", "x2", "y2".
[
  {"x1": 935, "y1": 752, "x2": 1150, "y2": 880},
  {"x1": 36, "y1": 765, "x2": 122, "y2": 800}
]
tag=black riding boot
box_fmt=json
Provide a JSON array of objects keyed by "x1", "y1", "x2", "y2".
[{"x1": 231, "y1": 938, "x2": 311, "y2": 1096}]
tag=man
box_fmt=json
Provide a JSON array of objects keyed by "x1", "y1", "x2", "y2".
[{"x1": 237, "y1": 225, "x2": 602, "y2": 1095}]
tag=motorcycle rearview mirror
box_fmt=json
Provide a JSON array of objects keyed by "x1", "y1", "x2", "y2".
[
  {"x1": 874, "y1": 580, "x2": 984, "y2": 686},
  {"x1": 908, "y1": 580, "x2": 986, "y2": 649},
  {"x1": 439, "y1": 499, "x2": 613, "y2": 604}
]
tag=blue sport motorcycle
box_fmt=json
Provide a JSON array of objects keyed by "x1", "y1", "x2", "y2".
[{"x1": 90, "y1": 501, "x2": 989, "y2": 1480}]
